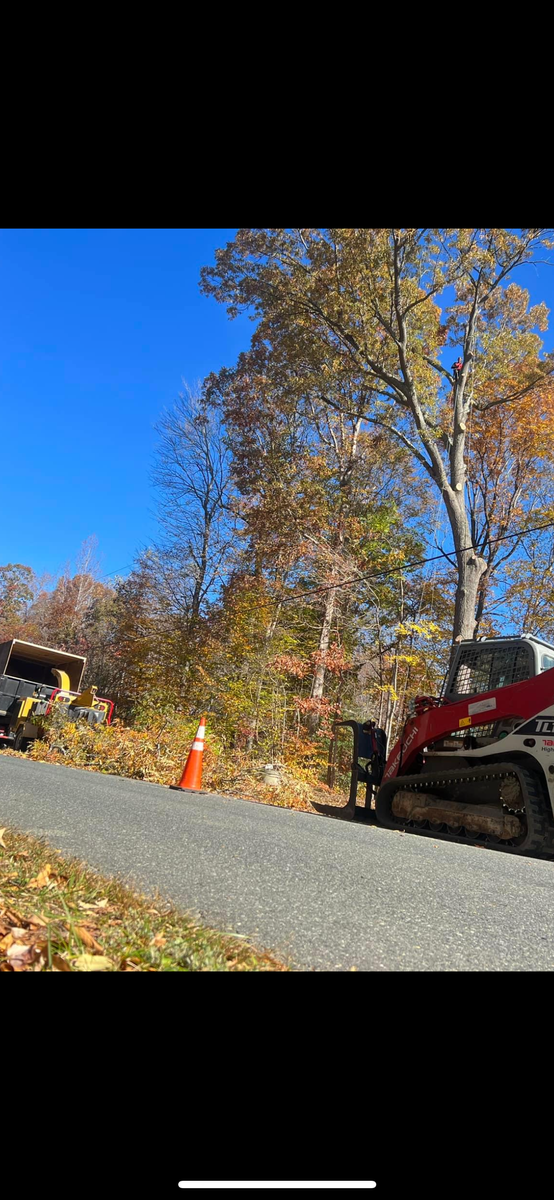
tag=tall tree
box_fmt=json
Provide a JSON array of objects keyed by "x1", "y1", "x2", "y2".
[
  {"x1": 0, "y1": 563, "x2": 37, "y2": 639},
  {"x1": 207, "y1": 353, "x2": 434, "y2": 737},
  {"x1": 463, "y1": 352, "x2": 554, "y2": 633},
  {"x1": 152, "y1": 385, "x2": 235, "y2": 627},
  {"x1": 29, "y1": 537, "x2": 110, "y2": 654},
  {"x1": 201, "y1": 228, "x2": 554, "y2": 644}
]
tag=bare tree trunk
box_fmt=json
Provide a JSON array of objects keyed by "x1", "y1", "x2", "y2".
[
  {"x1": 307, "y1": 587, "x2": 336, "y2": 734},
  {"x1": 444, "y1": 491, "x2": 488, "y2": 641},
  {"x1": 190, "y1": 521, "x2": 211, "y2": 623},
  {"x1": 252, "y1": 601, "x2": 283, "y2": 740},
  {"x1": 473, "y1": 571, "x2": 489, "y2": 637},
  {"x1": 384, "y1": 575, "x2": 404, "y2": 745},
  {"x1": 384, "y1": 636, "x2": 401, "y2": 746},
  {"x1": 326, "y1": 676, "x2": 346, "y2": 788}
]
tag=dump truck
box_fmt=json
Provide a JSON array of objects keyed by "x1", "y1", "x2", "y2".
[
  {"x1": 0, "y1": 638, "x2": 114, "y2": 752},
  {"x1": 336, "y1": 633, "x2": 554, "y2": 857}
]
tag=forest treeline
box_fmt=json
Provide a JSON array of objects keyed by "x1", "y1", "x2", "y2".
[{"x1": 3, "y1": 229, "x2": 554, "y2": 790}]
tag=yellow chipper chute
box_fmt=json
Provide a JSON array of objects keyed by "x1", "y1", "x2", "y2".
[
  {"x1": 51, "y1": 669, "x2": 99, "y2": 709},
  {"x1": 51, "y1": 668, "x2": 72, "y2": 697}
]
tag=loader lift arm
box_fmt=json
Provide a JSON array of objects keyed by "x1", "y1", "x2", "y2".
[{"x1": 382, "y1": 664, "x2": 554, "y2": 782}]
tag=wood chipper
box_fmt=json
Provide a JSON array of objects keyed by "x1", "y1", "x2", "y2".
[
  {"x1": 334, "y1": 634, "x2": 554, "y2": 858},
  {"x1": 0, "y1": 638, "x2": 114, "y2": 752}
]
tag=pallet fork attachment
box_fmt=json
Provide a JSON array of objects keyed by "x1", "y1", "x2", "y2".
[{"x1": 323, "y1": 720, "x2": 388, "y2": 821}]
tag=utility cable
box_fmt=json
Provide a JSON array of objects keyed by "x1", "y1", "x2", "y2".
[{"x1": 280, "y1": 517, "x2": 554, "y2": 605}]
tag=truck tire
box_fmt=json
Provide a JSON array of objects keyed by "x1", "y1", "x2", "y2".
[{"x1": 14, "y1": 727, "x2": 31, "y2": 753}]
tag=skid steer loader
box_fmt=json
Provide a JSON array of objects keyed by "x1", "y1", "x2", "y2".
[{"x1": 336, "y1": 634, "x2": 554, "y2": 857}]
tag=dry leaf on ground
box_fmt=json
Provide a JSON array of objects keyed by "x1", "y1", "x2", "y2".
[
  {"x1": 0, "y1": 828, "x2": 7, "y2": 849},
  {"x1": 72, "y1": 954, "x2": 114, "y2": 972},
  {"x1": 7, "y1": 941, "x2": 46, "y2": 969},
  {"x1": 2, "y1": 907, "x2": 24, "y2": 925},
  {"x1": 78, "y1": 899, "x2": 113, "y2": 913},
  {"x1": 73, "y1": 925, "x2": 103, "y2": 952},
  {"x1": 27, "y1": 864, "x2": 56, "y2": 889}
]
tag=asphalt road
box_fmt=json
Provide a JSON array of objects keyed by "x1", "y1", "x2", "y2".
[{"x1": 2, "y1": 755, "x2": 554, "y2": 970}]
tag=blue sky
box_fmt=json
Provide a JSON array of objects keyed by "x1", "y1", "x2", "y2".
[
  {"x1": 1, "y1": 230, "x2": 553, "y2": 587},
  {"x1": 0, "y1": 229, "x2": 252, "y2": 583}
]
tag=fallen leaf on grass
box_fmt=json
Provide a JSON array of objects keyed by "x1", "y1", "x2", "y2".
[
  {"x1": 0, "y1": 932, "x2": 14, "y2": 951},
  {"x1": 73, "y1": 926, "x2": 103, "y2": 952},
  {"x1": 7, "y1": 941, "x2": 46, "y2": 970},
  {"x1": 78, "y1": 899, "x2": 111, "y2": 912},
  {"x1": 27, "y1": 864, "x2": 56, "y2": 889},
  {"x1": 150, "y1": 935, "x2": 167, "y2": 948},
  {"x1": 27, "y1": 914, "x2": 48, "y2": 927},
  {"x1": 51, "y1": 955, "x2": 72, "y2": 972},
  {"x1": 1, "y1": 907, "x2": 24, "y2": 925},
  {"x1": 72, "y1": 954, "x2": 114, "y2": 972}
]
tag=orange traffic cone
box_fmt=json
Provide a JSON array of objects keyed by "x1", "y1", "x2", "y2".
[{"x1": 170, "y1": 714, "x2": 207, "y2": 792}]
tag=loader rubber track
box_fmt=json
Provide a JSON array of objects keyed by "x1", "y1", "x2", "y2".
[{"x1": 375, "y1": 760, "x2": 554, "y2": 859}]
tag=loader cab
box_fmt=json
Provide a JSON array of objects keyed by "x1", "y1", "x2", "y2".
[{"x1": 445, "y1": 635, "x2": 554, "y2": 703}]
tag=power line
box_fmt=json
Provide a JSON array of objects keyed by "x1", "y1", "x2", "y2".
[
  {"x1": 82, "y1": 517, "x2": 554, "y2": 612},
  {"x1": 280, "y1": 518, "x2": 554, "y2": 605},
  {"x1": 98, "y1": 563, "x2": 135, "y2": 583}
]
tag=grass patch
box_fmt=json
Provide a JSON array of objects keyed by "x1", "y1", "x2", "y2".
[{"x1": 0, "y1": 823, "x2": 287, "y2": 972}]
